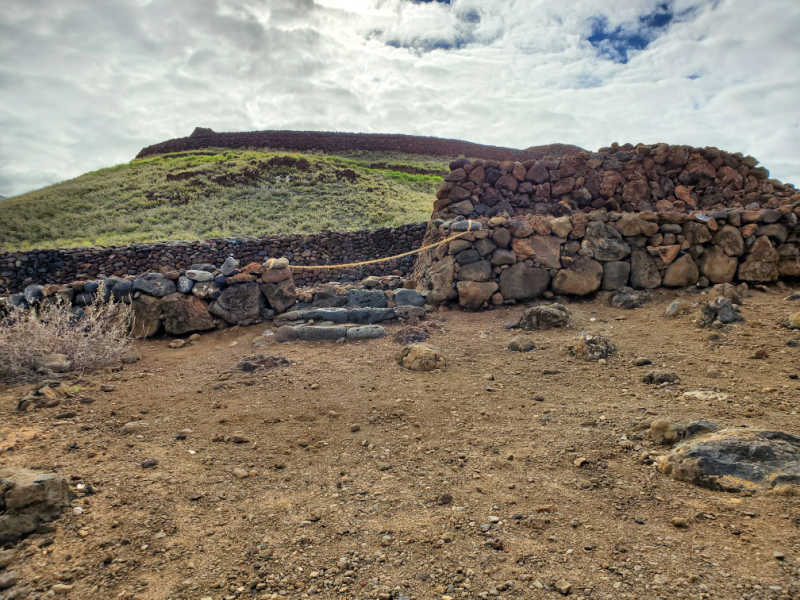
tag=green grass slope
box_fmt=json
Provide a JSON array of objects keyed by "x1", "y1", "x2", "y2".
[{"x1": 0, "y1": 149, "x2": 449, "y2": 251}]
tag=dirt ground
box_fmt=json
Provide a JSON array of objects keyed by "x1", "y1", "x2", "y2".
[{"x1": 2, "y1": 286, "x2": 800, "y2": 600}]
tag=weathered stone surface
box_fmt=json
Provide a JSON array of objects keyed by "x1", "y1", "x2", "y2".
[
  {"x1": 397, "y1": 343, "x2": 446, "y2": 371},
  {"x1": 131, "y1": 294, "x2": 162, "y2": 338},
  {"x1": 133, "y1": 273, "x2": 176, "y2": 297},
  {"x1": 657, "y1": 429, "x2": 800, "y2": 493},
  {"x1": 160, "y1": 293, "x2": 215, "y2": 335},
  {"x1": 609, "y1": 287, "x2": 649, "y2": 309},
  {"x1": 508, "y1": 334, "x2": 536, "y2": 352},
  {"x1": 345, "y1": 325, "x2": 386, "y2": 340},
  {"x1": 393, "y1": 289, "x2": 425, "y2": 307},
  {"x1": 491, "y1": 248, "x2": 516, "y2": 266},
  {"x1": 518, "y1": 303, "x2": 570, "y2": 330},
  {"x1": 424, "y1": 255, "x2": 456, "y2": 304},
  {"x1": 713, "y1": 225, "x2": 745, "y2": 256},
  {"x1": 0, "y1": 468, "x2": 71, "y2": 544},
  {"x1": 176, "y1": 275, "x2": 194, "y2": 294},
  {"x1": 552, "y1": 257, "x2": 603, "y2": 296},
  {"x1": 209, "y1": 282, "x2": 264, "y2": 325},
  {"x1": 701, "y1": 246, "x2": 738, "y2": 283},
  {"x1": 602, "y1": 261, "x2": 631, "y2": 290},
  {"x1": 457, "y1": 281, "x2": 498, "y2": 310},
  {"x1": 512, "y1": 236, "x2": 562, "y2": 269},
  {"x1": 584, "y1": 222, "x2": 630, "y2": 261},
  {"x1": 550, "y1": 216, "x2": 573, "y2": 238},
  {"x1": 630, "y1": 250, "x2": 661, "y2": 289},
  {"x1": 185, "y1": 269, "x2": 214, "y2": 282},
  {"x1": 698, "y1": 297, "x2": 743, "y2": 327},
  {"x1": 292, "y1": 325, "x2": 348, "y2": 341},
  {"x1": 347, "y1": 289, "x2": 387, "y2": 308},
  {"x1": 261, "y1": 268, "x2": 292, "y2": 283},
  {"x1": 663, "y1": 254, "x2": 699, "y2": 287},
  {"x1": 683, "y1": 222, "x2": 712, "y2": 245},
  {"x1": 499, "y1": 264, "x2": 550, "y2": 301},
  {"x1": 220, "y1": 256, "x2": 240, "y2": 276},
  {"x1": 457, "y1": 260, "x2": 492, "y2": 282},
  {"x1": 738, "y1": 236, "x2": 779, "y2": 282},
  {"x1": 492, "y1": 228, "x2": 511, "y2": 248},
  {"x1": 569, "y1": 332, "x2": 616, "y2": 360},
  {"x1": 260, "y1": 278, "x2": 297, "y2": 313},
  {"x1": 276, "y1": 307, "x2": 396, "y2": 326}
]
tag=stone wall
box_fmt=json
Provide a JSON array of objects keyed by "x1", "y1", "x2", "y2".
[
  {"x1": 136, "y1": 127, "x2": 585, "y2": 162},
  {"x1": 434, "y1": 143, "x2": 797, "y2": 219},
  {"x1": 414, "y1": 143, "x2": 800, "y2": 309},
  {"x1": 0, "y1": 224, "x2": 426, "y2": 294}
]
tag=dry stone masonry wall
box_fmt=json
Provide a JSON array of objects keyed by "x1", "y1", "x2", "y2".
[
  {"x1": 415, "y1": 143, "x2": 800, "y2": 309},
  {"x1": 0, "y1": 224, "x2": 426, "y2": 294}
]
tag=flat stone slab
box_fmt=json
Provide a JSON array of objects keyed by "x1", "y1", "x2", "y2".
[
  {"x1": 657, "y1": 428, "x2": 800, "y2": 492},
  {"x1": 276, "y1": 324, "x2": 386, "y2": 342},
  {"x1": 276, "y1": 307, "x2": 396, "y2": 326}
]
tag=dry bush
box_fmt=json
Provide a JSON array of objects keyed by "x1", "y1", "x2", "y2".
[{"x1": 0, "y1": 291, "x2": 132, "y2": 383}]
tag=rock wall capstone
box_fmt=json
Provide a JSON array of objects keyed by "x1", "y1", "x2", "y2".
[
  {"x1": 0, "y1": 224, "x2": 426, "y2": 294},
  {"x1": 414, "y1": 143, "x2": 800, "y2": 308}
]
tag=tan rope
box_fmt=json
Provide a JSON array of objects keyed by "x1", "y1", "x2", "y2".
[{"x1": 288, "y1": 220, "x2": 474, "y2": 271}]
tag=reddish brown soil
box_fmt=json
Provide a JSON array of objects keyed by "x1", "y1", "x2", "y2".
[{"x1": 1, "y1": 287, "x2": 800, "y2": 600}]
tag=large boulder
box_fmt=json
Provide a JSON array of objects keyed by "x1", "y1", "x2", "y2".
[
  {"x1": 457, "y1": 260, "x2": 492, "y2": 282},
  {"x1": 131, "y1": 294, "x2": 162, "y2": 338},
  {"x1": 0, "y1": 468, "x2": 71, "y2": 544},
  {"x1": 511, "y1": 236, "x2": 562, "y2": 269},
  {"x1": 499, "y1": 264, "x2": 550, "y2": 301},
  {"x1": 133, "y1": 273, "x2": 176, "y2": 297},
  {"x1": 518, "y1": 303, "x2": 570, "y2": 330},
  {"x1": 424, "y1": 256, "x2": 457, "y2": 304},
  {"x1": 159, "y1": 293, "x2": 215, "y2": 335},
  {"x1": 630, "y1": 250, "x2": 661, "y2": 289},
  {"x1": 701, "y1": 246, "x2": 738, "y2": 283},
  {"x1": 738, "y1": 236, "x2": 779, "y2": 282},
  {"x1": 397, "y1": 344, "x2": 446, "y2": 371},
  {"x1": 552, "y1": 257, "x2": 603, "y2": 296},
  {"x1": 209, "y1": 282, "x2": 264, "y2": 325},
  {"x1": 657, "y1": 429, "x2": 800, "y2": 493},
  {"x1": 601, "y1": 261, "x2": 630, "y2": 290},
  {"x1": 260, "y1": 279, "x2": 297, "y2": 313},
  {"x1": 457, "y1": 281, "x2": 498, "y2": 310},
  {"x1": 662, "y1": 254, "x2": 699, "y2": 287},
  {"x1": 712, "y1": 225, "x2": 744, "y2": 256},
  {"x1": 583, "y1": 222, "x2": 631, "y2": 262}
]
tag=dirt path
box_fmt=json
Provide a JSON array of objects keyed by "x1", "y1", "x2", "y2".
[{"x1": 1, "y1": 287, "x2": 800, "y2": 599}]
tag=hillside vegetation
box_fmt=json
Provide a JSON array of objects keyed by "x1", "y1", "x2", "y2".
[{"x1": 0, "y1": 149, "x2": 449, "y2": 250}]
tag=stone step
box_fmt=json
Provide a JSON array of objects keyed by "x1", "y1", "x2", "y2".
[
  {"x1": 275, "y1": 324, "x2": 386, "y2": 342},
  {"x1": 275, "y1": 307, "x2": 397, "y2": 326}
]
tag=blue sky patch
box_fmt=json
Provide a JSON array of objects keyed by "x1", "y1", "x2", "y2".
[{"x1": 587, "y1": 2, "x2": 698, "y2": 64}]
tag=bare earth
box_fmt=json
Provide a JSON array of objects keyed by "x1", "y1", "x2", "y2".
[{"x1": 2, "y1": 287, "x2": 800, "y2": 600}]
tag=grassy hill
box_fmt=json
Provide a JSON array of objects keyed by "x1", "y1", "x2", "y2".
[{"x1": 0, "y1": 148, "x2": 449, "y2": 251}]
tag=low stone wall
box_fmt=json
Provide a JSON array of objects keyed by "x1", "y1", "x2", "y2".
[
  {"x1": 414, "y1": 209, "x2": 800, "y2": 309},
  {"x1": 0, "y1": 224, "x2": 426, "y2": 294}
]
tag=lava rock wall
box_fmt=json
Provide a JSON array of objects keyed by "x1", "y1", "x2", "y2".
[
  {"x1": 415, "y1": 143, "x2": 800, "y2": 309},
  {"x1": 0, "y1": 224, "x2": 426, "y2": 294}
]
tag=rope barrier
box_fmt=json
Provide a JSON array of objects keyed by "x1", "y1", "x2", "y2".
[{"x1": 288, "y1": 220, "x2": 474, "y2": 271}]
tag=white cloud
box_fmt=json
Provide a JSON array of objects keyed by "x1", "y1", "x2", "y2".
[{"x1": 0, "y1": 0, "x2": 798, "y2": 197}]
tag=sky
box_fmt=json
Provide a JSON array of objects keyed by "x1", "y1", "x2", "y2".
[{"x1": 1, "y1": 0, "x2": 799, "y2": 197}]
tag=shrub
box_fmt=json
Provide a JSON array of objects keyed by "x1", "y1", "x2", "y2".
[{"x1": 0, "y1": 292, "x2": 133, "y2": 383}]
